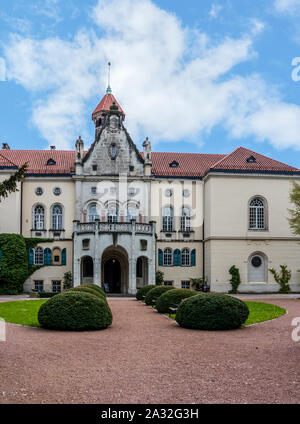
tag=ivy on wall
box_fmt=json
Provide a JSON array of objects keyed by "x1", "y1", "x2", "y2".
[{"x1": 0, "y1": 234, "x2": 52, "y2": 294}]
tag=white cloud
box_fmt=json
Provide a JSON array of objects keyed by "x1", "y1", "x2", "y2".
[
  {"x1": 209, "y1": 4, "x2": 223, "y2": 19},
  {"x1": 0, "y1": 58, "x2": 6, "y2": 81},
  {"x1": 274, "y1": 0, "x2": 300, "y2": 14},
  {"x1": 4, "y1": 0, "x2": 300, "y2": 151}
]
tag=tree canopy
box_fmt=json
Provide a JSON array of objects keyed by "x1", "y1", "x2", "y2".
[{"x1": 0, "y1": 163, "x2": 28, "y2": 200}]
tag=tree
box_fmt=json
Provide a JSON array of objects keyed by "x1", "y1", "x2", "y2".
[
  {"x1": 190, "y1": 278, "x2": 203, "y2": 291},
  {"x1": 63, "y1": 271, "x2": 73, "y2": 290},
  {"x1": 0, "y1": 163, "x2": 28, "y2": 200},
  {"x1": 228, "y1": 265, "x2": 241, "y2": 294},
  {"x1": 288, "y1": 181, "x2": 300, "y2": 235},
  {"x1": 155, "y1": 270, "x2": 164, "y2": 286},
  {"x1": 269, "y1": 265, "x2": 291, "y2": 294}
]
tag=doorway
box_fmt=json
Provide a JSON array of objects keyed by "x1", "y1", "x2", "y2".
[{"x1": 104, "y1": 258, "x2": 122, "y2": 293}]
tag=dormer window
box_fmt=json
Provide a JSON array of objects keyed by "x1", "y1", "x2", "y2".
[
  {"x1": 246, "y1": 155, "x2": 256, "y2": 163},
  {"x1": 47, "y1": 158, "x2": 56, "y2": 166},
  {"x1": 169, "y1": 160, "x2": 179, "y2": 168}
]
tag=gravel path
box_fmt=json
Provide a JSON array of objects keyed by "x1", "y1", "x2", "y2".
[{"x1": 0, "y1": 298, "x2": 299, "y2": 404}]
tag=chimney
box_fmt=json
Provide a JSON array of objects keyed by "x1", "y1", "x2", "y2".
[
  {"x1": 1, "y1": 143, "x2": 10, "y2": 150},
  {"x1": 50, "y1": 145, "x2": 56, "y2": 150}
]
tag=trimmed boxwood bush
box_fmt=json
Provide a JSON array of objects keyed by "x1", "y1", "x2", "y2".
[
  {"x1": 38, "y1": 291, "x2": 112, "y2": 331},
  {"x1": 156, "y1": 288, "x2": 197, "y2": 313},
  {"x1": 83, "y1": 284, "x2": 106, "y2": 297},
  {"x1": 175, "y1": 293, "x2": 249, "y2": 330},
  {"x1": 38, "y1": 292, "x2": 58, "y2": 298},
  {"x1": 136, "y1": 284, "x2": 156, "y2": 301},
  {"x1": 145, "y1": 285, "x2": 174, "y2": 305},
  {"x1": 67, "y1": 286, "x2": 107, "y2": 302}
]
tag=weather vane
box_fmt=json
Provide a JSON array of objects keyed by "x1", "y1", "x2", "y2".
[{"x1": 106, "y1": 62, "x2": 112, "y2": 94}]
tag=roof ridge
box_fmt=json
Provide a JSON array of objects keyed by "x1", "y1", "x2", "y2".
[
  {"x1": 209, "y1": 147, "x2": 241, "y2": 169},
  {"x1": 0, "y1": 151, "x2": 18, "y2": 167}
]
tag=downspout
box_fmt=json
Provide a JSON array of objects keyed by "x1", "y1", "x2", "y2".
[{"x1": 20, "y1": 181, "x2": 23, "y2": 235}]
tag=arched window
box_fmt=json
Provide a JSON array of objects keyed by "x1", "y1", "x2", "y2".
[
  {"x1": 34, "y1": 205, "x2": 45, "y2": 230},
  {"x1": 88, "y1": 204, "x2": 100, "y2": 222},
  {"x1": 52, "y1": 205, "x2": 63, "y2": 230},
  {"x1": 180, "y1": 207, "x2": 191, "y2": 231},
  {"x1": 162, "y1": 206, "x2": 173, "y2": 231},
  {"x1": 163, "y1": 248, "x2": 173, "y2": 266},
  {"x1": 181, "y1": 248, "x2": 191, "y2": 266},
  {"x1": 34, "y1": 247, "x2": 44, "y2": 265},
  {"x1": 52, "y1": 247, "x2": 61, "y2": 265},
  {"x1": 126, "y1": 205, "x2": 137, "y2": 222},
  {"x1": 107, "y1": 205, "x2": 118, "y2": 223},
  {"x1": 249, "y1": 197, "x2": 266, "y2": 230}
]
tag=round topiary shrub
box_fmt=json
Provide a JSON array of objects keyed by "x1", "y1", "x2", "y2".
[
  {"x1": 67, "y1": 286, "x2": 107, "y2": 302},
  {"x1": 145, "y1": 285, "x2": 174, "y2": 305},
  {"x1": 156, "y1": 288, "x2": 197, "y2": 313},
  {"x1": 83, "y1": 284, "x2": 106, "y2": 297},
  {"x1": 38, "y1": 291, "x2": 112, "y2": 331},
  {"x1": 175, "y1": 293, "x2": 249, "y2": 330},
  {"x1": 136, "y1": 284, "x2": 156, "y2": 301}
]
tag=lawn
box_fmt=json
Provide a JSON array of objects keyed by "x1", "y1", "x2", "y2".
[
  {"x1": 164, "y1": 301, "x2": 286, "y2": 326},
  {"x1": 0, "y1": 300, "x2": 47, "y2": 327},
  {"x1": 0, "y1": 299, "x2": 286, "y2": 328}
]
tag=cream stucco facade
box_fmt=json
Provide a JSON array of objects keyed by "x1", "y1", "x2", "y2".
[{"x1": 1, "y1": 90, "x2": 300, "y2": 294}]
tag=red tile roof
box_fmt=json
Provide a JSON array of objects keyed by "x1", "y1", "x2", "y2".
[
  {"x1": 92, "y1": 93, "x2": 125, "y2": 120},
  {"x1": 0, "y1": 147, "x2": 298, "y2": 176},
  {"x1": 151, "y1": 152, "x2": 226, "y2": 177},
  {"x1": 210, "y1": 147, "x2": 299, "y2": 173},
  {"x1": 0, "y1": 150, "x2": 76, "y2": 174},
  {"x1": 0, "y1": 152, "x2": 18, "y2": 168}
]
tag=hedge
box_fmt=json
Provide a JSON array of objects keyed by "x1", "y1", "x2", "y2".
[
  {"x1": 38, "y1": 291, "x2": 112, "y2": 331},
  {"x1": 67, "y1": 286, "x2": 107, "y2": 302},
  {"x1": 175, "y1": 293, "x2": 249, "y2": 330},
  {"x1": 82, "y1": 283, "x2": 106, "y2": 297},
  {"x1": 145, "y1": 285, "x2": 174, "y2": 305},
  {"x1": 136, "y1": 284, "x2": 156, "y2": 301},
  {"x1": 156, "y1": 288, "x2": 197, "y2": 313},
  {"x1": 0, "y1": 234, "x2": 53, "y2": 294}
]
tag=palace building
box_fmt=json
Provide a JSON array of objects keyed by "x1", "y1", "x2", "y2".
[{"x1": 1, "y1": 88, "x2": 300, "y2": 294}]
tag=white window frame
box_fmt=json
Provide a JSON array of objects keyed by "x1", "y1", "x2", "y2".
[
  {"x1": 34, "y1": 247, "x2": 44, "y2": 265},
  {"x1": 52, "y1": 204, "x2": 63, "y2": 230},
  {"x1": 249, "y1": 197, "x2": 266, "y2": 230},
  {"x1": 34, "y1": 205, "x2": 45, "y2": 230},
  {"x1": 181, "y1": 248, "x2": 191, "y2": 266},
  {"x1": 163, "y1": 248, "x2": 173, "y2": 266}
]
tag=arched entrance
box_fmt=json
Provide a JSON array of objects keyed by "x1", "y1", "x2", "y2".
[
  {"x1": 248, "y1": 252, "x2": 268, "y2": 283},
  {"x1": 104, "y1": 258, "x2": 121, "y2": 293},
  {"x1": 101, "y1": 246, "x2": 129, "y2": 294},
  {"x1": 81, "y1": 256, "x2": 94, "y2": 284},
  {"x1": 136, "y1": 256, "x2": 149, "y2": 289}
]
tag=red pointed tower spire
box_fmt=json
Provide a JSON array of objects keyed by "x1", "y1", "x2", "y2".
[{"x1": 92, "y1": 62, "x2": 125, "y2": 122}]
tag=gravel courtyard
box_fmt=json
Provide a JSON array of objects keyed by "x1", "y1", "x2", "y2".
[{"x1": 0, "y1": 298, "x2": 299, "y2": 404}]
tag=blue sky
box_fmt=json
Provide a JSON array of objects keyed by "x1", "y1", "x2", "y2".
[{"x1": 1, "y1": 0, "x2": 300, "y2": 168}]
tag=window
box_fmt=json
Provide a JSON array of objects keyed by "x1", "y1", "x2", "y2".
[
  {"x1": 53, "y1": 187, "x2": 61, "y2": 196},
  {"x1": 88, "y1": 204, "x2": 100, "y2": 222},
  {"x1": 249, "y1": 197, "x2": 266, "y2": 230},
  {"x1": 110, "y1": 144, "x2": 117, "y2": 160},
  {"x1": 91, "y1": 187, "x2": 97, "y2": 195},
  {"x1": 162, "y1": 207, "x2": 173, "y2": 231},
  {"x1": 164, "y1": 281, "x2": 173, "y2": 286},
  {"x1": 107, "y1": 205, "x2": 118, "y2": 222},
  {"x1": 35, "y1": 187, "x2": 43, "y2": 196},
  {"x1": 169, "y1": 160, "x2": 179, "y2": 168},
  {"x1": 46, "y1": 158, "x2": 56, "y2": 165},
  {"x1": 34, "y1": 205, "x2": 45, "y2": 230},
  {"x1": 34, "y1": 280, "x2": 44, "y2": 292},
  {"x1": 52, "y1": 205, "x2": 63, "y2": 230},
  {"x1": 140, "y1": 240, "x2": 147, "y2": 251},
  {"x1": 246, "y1": 155, "x2": 256, "y2": 163},
  {"x1": 182, "y1": 189, "x2": 190, "y2": 198},
  {"x1": 180, "y1": 207, "x2": 191, "y2": 231},
  {"x1": 126, "y1": 205, "x2": 137, "y2": 222},
  {"x1": 165, "y1": 189, "x2": 172, "y2": 197},
  {"x1": 181, "y1": 281, "x2": 190, "y2": 289},
  {"x1": 52, "y1": 281, "x2": 61, "y2": 293},
  {"x1": 34, "y1": 247, "x2": 44, "y2": 265},
  {"x1": 163, "y1": 248, "x2": 173, "y2": 266},
  {"x1": 181, "y1": 248, "x2": 191, "y2": 266},
  {"x1": 92, "y1": 164, "x2": 97, "y2": 171},
  {"x1": 52, "y1": 247, "x2": 61, "y2": 264},
  {"x1": 82, "y1": 239, "x2": 90, "y2": 250}
]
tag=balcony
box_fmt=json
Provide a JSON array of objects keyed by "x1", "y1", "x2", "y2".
[{"x1": 74, "y1": 220, "x2": 155, "y2": 235}]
